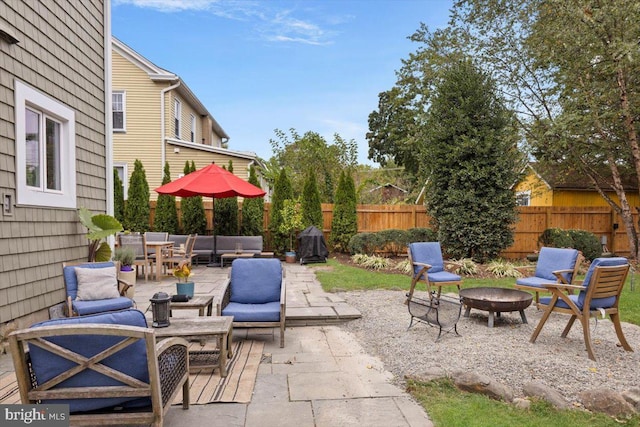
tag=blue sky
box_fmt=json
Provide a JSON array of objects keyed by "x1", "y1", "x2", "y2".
[{"x1": 111, "y1": 0, "x2": 453, "y2": 165}]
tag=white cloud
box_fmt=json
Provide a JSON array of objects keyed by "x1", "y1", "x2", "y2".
[{"x1": 113, "y1": 0, "x2": 347, "y2": 45}]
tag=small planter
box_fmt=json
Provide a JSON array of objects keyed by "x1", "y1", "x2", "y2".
[
  {"x1": 285, "y1": 251, "x2": 297, "y2": 263},
  {"x1": 176, "y1": 281, "x2": 195, "y2": 298}
]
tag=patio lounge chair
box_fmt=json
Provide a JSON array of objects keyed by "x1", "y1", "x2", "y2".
[
  {"x1": 407, "y1": 242, "x2": 462, "y2": 298},
  {"x1": 8, "y1": 309, "x2": 190, "y2": 426},
  {"x1": 63, "y1": 261, "x2": 134, "y2": 316},
  {"x1": 218, "y1": 258, "x2": 286, "y2": 347},
  {"x1": 529, "y1": 257, "x2": 632, "y2": 361},
  {"x1": 515, "y1": 247, "x2": 583, "y2": 304}
]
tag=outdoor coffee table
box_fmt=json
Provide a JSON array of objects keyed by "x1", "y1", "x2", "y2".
[
  {"x1": 459, "y1": 287, "x2": 533, "y2": 328},
  {"x1": 170, "y1": 294, "x2": 214, "y2": 317},
  {"x1": 150, "y1": 316, "x2": 234, "y2": 376}
]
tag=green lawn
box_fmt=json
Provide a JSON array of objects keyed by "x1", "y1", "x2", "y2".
[{"x1": 311, "y1": 258, "x2": 640, "y2": 426}]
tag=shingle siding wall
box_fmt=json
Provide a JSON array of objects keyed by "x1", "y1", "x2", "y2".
[{"x1": 0, "y1": 0, "x2": 107, "y2": 325}]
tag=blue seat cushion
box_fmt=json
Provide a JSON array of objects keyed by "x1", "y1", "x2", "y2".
[
  {"x1": 28, "y1": 309, "x2": 150, "y2": 413},
  {"x1": 534, "y1": 247, "x2": 578, "y2": 282},
  {"x1": 409, "y1": 242, "x2": 445, "y2": 274},
  {"x1": 427, "y1": 271, "x2": 461, "y2": 283},
  {"x1": 516, "y1": 276, "x2": 558, "y2": 289},
  {"x1": 222, "y1": 301, "x2": 281, "y2": 322},
  {"x1": 539, "y1": 294, "x2": 617, "y2": 310},
  {"x1": 230, "y1": 258, "x2": 282, "y2": 304},
  {"x1": 72, "y1": 297, "x2": 133, "y2": 316},
  {"x1": 540, "y1": 257, "x2": 628, "y2": 310},
  {"x1": 63, "y1": 262, "x2": 116, "y2": 300}
]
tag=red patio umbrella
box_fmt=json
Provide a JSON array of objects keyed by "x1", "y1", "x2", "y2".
[{"x1": 155, "y1": 162, "x2": 266, "y2": 265}]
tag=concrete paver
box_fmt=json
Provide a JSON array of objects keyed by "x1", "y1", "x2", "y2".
[{"x1": 0, "y1": 261, "x2": 433, "y2": 427}]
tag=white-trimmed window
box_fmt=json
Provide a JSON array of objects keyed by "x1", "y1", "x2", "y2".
[
  {"x1": 174, "y1": 99, "x2": 181, "y2": 138},
  {"x1": 190, "y1": 114, "x2": 196, "y2": 142},
  {"x1": 112, "y1": 91, "x2": 125, "y2": 132},
  {"x1": 516, "y1": 191, "x2": 531, "y2": 206},
  {"x1": 15, "y1": 80, "x2": 76, "y2": 208},
  {"x1": 114, "y1": 163, "x2": 128, "y2": 200}
]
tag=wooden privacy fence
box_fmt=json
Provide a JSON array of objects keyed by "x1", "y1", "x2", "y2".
[{"x1": 150, "y1": 202, "x2": 633, "y2": 259}]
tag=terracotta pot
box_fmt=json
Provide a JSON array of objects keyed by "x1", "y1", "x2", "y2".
[{"x1": 285, "y1": 252, "x2": 296, "y2": 263}]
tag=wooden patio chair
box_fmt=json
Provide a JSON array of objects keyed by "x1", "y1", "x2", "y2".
[
  {"x1": 407, "y1": 242, "x2": 462, "y2": 299},
  {"x1": 515, "y1": 247, "x2": 583, "y2": 305},
  {"x1": 8, "y1": 309, "x2": 190, "y2": 426},
  {"x1": 62, "y1": 261, "x2": 133, "y2": 317},
  {"x1": 118, "y1": 233, "x2": 152, "y2": 281},
  {"x1": 162, "y1": 233, "x2": 197, "y2": 274},
  {"x1": 217, "y1": 258, "x2": 286, "y2": 347},
  {"x1": 529, "y1": 257, "x2": 632, "y2": 361}
]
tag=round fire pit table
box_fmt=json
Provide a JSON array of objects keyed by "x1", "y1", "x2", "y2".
[{"x1": 459, "y1": 287, "x2": 533, "y2": 328}]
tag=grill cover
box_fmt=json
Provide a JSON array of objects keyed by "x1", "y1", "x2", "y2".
[{"x1": 296, "y1": 226, "x2": 328, "y2": 264}]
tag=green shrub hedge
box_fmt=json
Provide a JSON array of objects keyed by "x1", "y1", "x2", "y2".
[
  {"x1": 348, "y1": 228, "x2": 438, "y2": 255},
  {"x1": 538, "y1": 227, "x2": 602, "y2": 261}
]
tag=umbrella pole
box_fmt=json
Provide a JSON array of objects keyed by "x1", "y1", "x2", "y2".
[{"x1": 207, "y1": 197, "x2": 218, "y2": 267}]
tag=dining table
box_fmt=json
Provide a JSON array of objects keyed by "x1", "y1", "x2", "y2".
[{"x1": 145, "y1": 241, "x2": 174, "y2": 281}]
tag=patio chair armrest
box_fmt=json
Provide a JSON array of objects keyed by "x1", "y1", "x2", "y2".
[
  {"x1": 155, "y1": 337, "x2": 190, "y2": 407},
  {"x1": 217, "y1": 279, "x2": 231, "y2": 316},
  {"x1": 117, "y1": 278, "x2": 133, "y2": 296},
  {"x1": 412, "y1": 261, "x2": 432, "y2": 270},
  {"x1": 542, "y1": 283, "x2": 586, "y2": 292},
  {"x1": 552, "y1": 269, "x2": 574, "y2": 284}
]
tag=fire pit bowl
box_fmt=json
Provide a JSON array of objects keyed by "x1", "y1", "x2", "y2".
[{"x1": 459, "y1": 287, "x2": 533, "y2": 327}]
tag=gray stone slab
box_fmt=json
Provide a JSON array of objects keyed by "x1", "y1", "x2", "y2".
[
  {"x1": 251, "y1": 373, "x2": 290, "y2": 402},
  {"x1": 286, "y1": 306, "x2": 337, "y2": 319},
  {"x1": 164, "y1": 403, "x2": 247, "y2": 427},
  {"x1": 246, "y1": 401, "x2": 314, "y2": 427},
  {"x1": 333, "y1": 304, "x2": 362, "y2": 318},
  {"x1": 313, "y1": 397, "x2": 423, "y2": 427},
  {"x1": 289, "y1": 372, "x2": 384, "y2": 401}
]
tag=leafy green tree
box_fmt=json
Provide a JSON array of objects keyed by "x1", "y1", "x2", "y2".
[
  {"x1": 124, "y1": 159, "x2": 150, "y2": 232},
  {"x1": 330, "y1": 170, "x2": 358, "y2": 252},
  {"x1": 301, "y1": 171, "x2": 323, "y2": 229},
  {"x1": 416, "y1": 0, "x2": 640, "y2": 257},
  {"x1": 424, "y1": 59, "x2": 519, "y2": 262},
  {"x1": 214, "y1": 161, "x2": 239, "y2": 235},
  {"x1": 269, "y1": 128, "x2": 357, "y2": 202},
  {"x1": 181, "y1": 161, "x2": 207, "y2": 235},
  {"x1": 269, "y1": 168, "x2": 293, "y2": 253},
  {"x1": 113, "y1": 169, "x2": 124, "y2": 224},
  {"x1": 241, "y1": 165, "x2": 264, "y2": 236},
  {"x1": 153, "y1": 162, "x2": 179, "y2": 233}
]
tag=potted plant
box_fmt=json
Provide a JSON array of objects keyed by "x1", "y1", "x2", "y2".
[
  {"x1": 113, "y1": 246, "x2": 137, "y2": 295},
  {"x1": 78, "y1": 207, "x2": 123, "y2": 262},
  {"x1": 279, "y1": 198, "x2": 304, "y2": 263},
  {"x1": 173, "y1": 260, "x2": 194, "y2": 297}
]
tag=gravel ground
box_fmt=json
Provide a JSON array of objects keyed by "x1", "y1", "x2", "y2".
[{"x1": 338, "y1": 289, "x2": 640, "y2": 403}]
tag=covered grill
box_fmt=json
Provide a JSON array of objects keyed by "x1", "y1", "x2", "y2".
[{"x1": 296, "y1": 226, "x2": 328, "y2": 265}]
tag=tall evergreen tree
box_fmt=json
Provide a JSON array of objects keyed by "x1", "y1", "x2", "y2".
[
  {"x1": 113, "y1": 168, "x2": 124, "y2": 224},
  {"x1": 301, "y1": 170, "x2": 323, "y2": 229},
  {"x1": 424, "y1": 59, "x2": 519, "y2": 262},
  {"x1": 181, "y1": 161, "x2": 207, "y2": 235},
  {"x1": 330, "y1": 170, "x2": 358, "y2": 252},
  {"x1": 153, "y1": 162, "x2": 179, "y2": 233},
  {"x1": 269, "y1": 168, "x2": 293, "y2": 253},
  {"x1": 241, "y1": 165, "x2": 264, "y2": 236},
  {"x1": 124, "y1": 159, "x2": 150, "y2": 232},
  {"x1": 214, "y1": 161, "x2": 239, "y2": 235}
]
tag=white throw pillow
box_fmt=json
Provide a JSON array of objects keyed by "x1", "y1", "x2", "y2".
[{"x1": 75, "y1": 266, "x2": 120, "y2": 301}]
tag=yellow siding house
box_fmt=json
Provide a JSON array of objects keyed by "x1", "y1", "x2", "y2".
[
  {"x1": 514, "y1": 162, "x2": 639, "y2": 207},
  {"x1": 112, "y1": 37, "x2": 265, "y2": 200}
]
